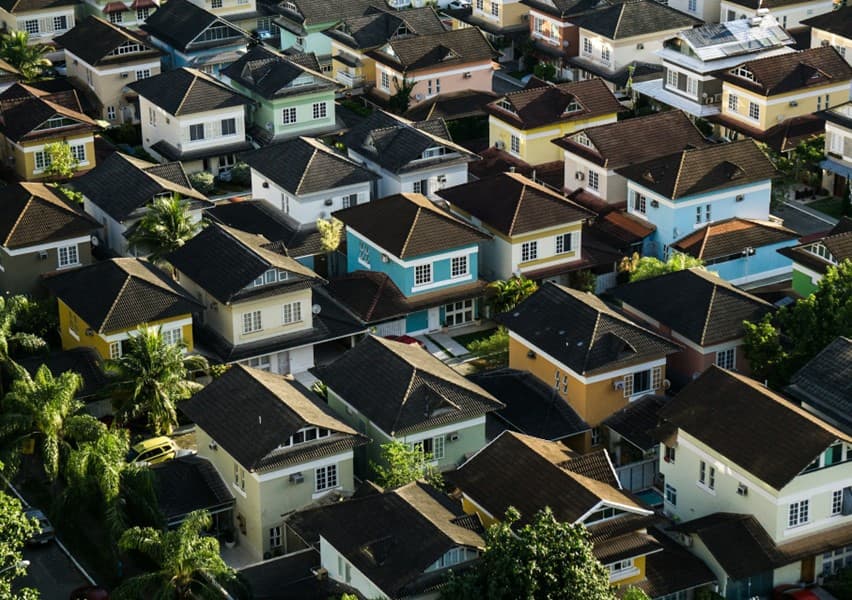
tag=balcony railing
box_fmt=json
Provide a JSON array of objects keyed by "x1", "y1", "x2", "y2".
[{"x1": 336, "y1": 71, "x2": 364, "y2": 88}]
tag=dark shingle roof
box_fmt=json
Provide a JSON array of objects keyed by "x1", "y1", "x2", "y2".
[
  {"x1": 612, "y1": 268, "x2": 774, "y2": 346},
  {"x1": 520, "y1": 0, "x2": 614, "y2": 18},
  {"x1": 142, "y1": 0, "x2": 248, "y2": 50},
  {"x1": 55, "y1": 17, "x2": 161, "y2": 67},
  {"x1": 0, "y1": 182, "x2": 99, "y2": 250},
  {"x1": 716, "y1": 46, "x2": 852, "y2": 96},
  {"x1": 240, "y1": 549, "x2": 364, "y2": 600},
  {"x1": 0, "y1": 0, "x2": 73, "y2": 12},
  {"x1": 778, "y1": 217, "x2": 852, "y2": 276},
  {"x1": 313, "y1": 335, "x2": 503, "y2": 436},
  {"x1": 167, "y1": 222, "x2": 321, "y2": 304},
  {"x1": 634, "y1": 529, "x2": 717, "y2": 599},
  {"x1": 326, "y1": 6, "x2": 447, "y2": 50},
  {"x1": 453, "y1": 431, "x2": 647, "y2": 526},
  {"x1": 19, "y1": 348, "x2": 107, "y2": 399},
  {"x1": 242, "y1": 137, "x2": 376, "y2": 196},
  {"x1": 72, "y1": 152, "x2": 210, "y2": 222},
  {"x1": 787, "y1": 337, "x2": 852, "y2": 434},
  {"x1": 44, "y1": 258, "x2": 202, "y2": 334},
  {"x1": 128, "y1": 67, "x2": 250, "y2": 115},
  {"x1": 659, "y1": 366, "x2": 851, "y2": 490},
  {"x1": 402, "y1": 89, "x2": 498, "y2": 121},
  {"x1": 153, "y1": 455, "x2": 233, "y2": 523},
  {"x1": 221, "y1": 45, "x2": 338, "y2": 99},
  {"x1": 801, "y1": 6, "x2": 852, "y2": 39},
  {"x1": 288, "y1": 482, "x2": 483, "y2": 598},
  {"x1": 368, "y1": 27, "x2": 493, "y2": 71},
  {"x1": 181, "y1": 365, "x2": 365, "y2": 472},
  {"x1": 602, "y1": 394, "x2": 669, "y2": 451},
  {"x1": 498, "y1": 283, "x2": 680, "y2": 376},
  {"x1": 0, "y1": 83, "x2": 98, "y2": 142},
  {"x1": 334, "y1": 192, "x2": 489, "y2": 259},
  {"x1": 486, "y1": 78, "x2": 624, "y2": 130},
  {"x1": 274, "y1": 0, "x2": 381, "y2": 28},
  {"x1": 672, "y1": 218, "x2": 798, "y2": 259},
  {"x1": 552, "y1": 110, "x2": 709, "y2": 169},
  {"x1": 615, "y1": 139, "x2": 778, "y2": 200},
  {"x1": 437, "y1": 172, "x2": 592, "y2": 237},
  {"x1": 568, "y1": 0, "x2": 702, "y2": 40}
]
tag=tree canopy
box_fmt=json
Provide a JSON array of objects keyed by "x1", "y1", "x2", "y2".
[
  {"x1": 0, "y1": 478, "x2": 39, "y2": 599},
  {"x1": 127, "y1": 195, "x2": 204, "y2": 264},
  {"x1": 619, "y1": 252, "x2": 706, "y2": 283},
  {"x1": 0, "y1": 30, "x2": 50, "y2": 81},
  {"x1": 487, "y1": 276, "x2": 539, "y2": 314},
  {"x1": 43, "y1": 142, "x2": 79, "y2": 181},
  {"x1": 371, "y1": 439, "x2": 443, "y2": 490}
]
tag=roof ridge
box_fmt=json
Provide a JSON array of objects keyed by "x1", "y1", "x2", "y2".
[
  {"x1": 613, "y1": 2, "x2": 628, "y2": 38},
  {"x1": 670, "y1": 148, "x2": 691, "y2": 199},
  {"x1": 698, "y1": 284, "x2": 717, "y2": 346},
  {"x1": 3, "y1": 193, "x2": 34, "y2": 247},
  {"x1": 366, "y1": 272, "x2": 391, "y2": 321},
  {"x1": 399, "y1": 204, "x2": 422, "y2": 258},
  {"x1": 391, "y1": 365, "x2": 420, "y2": 435},
  {"x1": 508, "y1": 183, "x2": 527, "y2": 236},
  {"x1": 295, "y1": 146, "x2": 320, "y2": 194},
  {"x1": 173, "y1": 71, "x2": 198, "y2": 116},
  {"x1": 99, "y1": 270, "x2": 134, "y2": 333}
]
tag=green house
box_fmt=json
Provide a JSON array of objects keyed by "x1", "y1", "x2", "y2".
[{"x1": 778, "y1": 217, "x2": 852, "y2": 297}]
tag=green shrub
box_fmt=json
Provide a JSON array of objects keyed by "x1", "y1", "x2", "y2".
[
  {"x1": 189, "y1": 171, "x2": 215, "y2": 195},
  {"x1": 228, "y1": 162, "x2": 251, "y2": 187}
]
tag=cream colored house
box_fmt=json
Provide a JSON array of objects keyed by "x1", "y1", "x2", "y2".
[
  {"x1": 181, "y1": 364, "x2": 367, "y2": 561},
  {"x1": 0, "y1": 0, "x2": 75, "y2": 60},
  {"x1": 57, "y1": 16, "x2": 162, "y2": 124},
  {"x1": 720, "y1": 0, "x2": 833, "y2": 30},
  {"x1": 803, "y1": 7, "x2": 852, "y2": 66}
]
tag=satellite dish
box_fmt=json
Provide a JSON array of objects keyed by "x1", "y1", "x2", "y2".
[{"x1": 312, "y1": 304, "x2": 322, "y2": 315}]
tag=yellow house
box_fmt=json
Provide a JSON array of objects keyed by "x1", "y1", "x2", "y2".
[
  {"x1": 453, "y1": 431, "x2": 716, "y2": 594},
  {"x1": 485, "y1": 78, "x2": 623, "y2": 165},
  {"x1": 45, "y1": 258, "x2": 201, "y2": 360},
  {"x1": 713, "y1": 46, "x2": 852, "y2": 152},
  {"x1": 497, "y1": 282, "x2": 680, "y2": 452},
  {"x1": 0, "y1": 82, "x2": 99, "y2": 180}
]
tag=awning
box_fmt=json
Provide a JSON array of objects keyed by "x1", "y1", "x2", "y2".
[
  {"x1": 103, "y1": 1, "x2": 128, "y2": 12},
  {"x1": 131, "y1": 0, "x2": 159, "y2": 8},
  {"x1": 821, "y1": 157, "x2": 852, "y2": 179}
]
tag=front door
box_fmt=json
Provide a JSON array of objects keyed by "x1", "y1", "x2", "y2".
[
  {"x1": 427, "y1": 307, "x2": 440, "y2": 331},
  {"x1": 801, "y1": 555, "x2": 816, "y2": 583}
]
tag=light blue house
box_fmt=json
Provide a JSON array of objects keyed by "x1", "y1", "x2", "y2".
[
  {"x1": 616, "y1": 139, "x2": 779, "y2": 256},
  {"x1": 141, "y1": 0, "x2": 250, "y2": 75},
  {"x1": 327, "y1": 193, "x2": 490, "y2": 336}
]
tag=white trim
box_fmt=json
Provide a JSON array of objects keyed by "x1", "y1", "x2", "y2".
[
  {"x1": 792, "y1": 262, "x2": 823, "y2": 284},
  {"x1": 400, "y1": 416, "x2": 485, "y2": 443},
  {"x1": 408, "y1": 62, "x2": 493, "y2": 81},
  {"x1": 67, "y1": 328, "x2": 79, "y2": 341},
  {"x1": 460, "y1": 492, "x2": 497, "y2": 521},
  {"x1": 728, "y1": 265, "x2": 792, "y2": 286},
  {"x1": 347, "y1": 229, "x2": 476, "y2": 269},
  {"x1": 724, "y1": 81, "x2": 850, "y2": 108},
  {"x1": 101, "y1": 317, "x2": 192, "y2": 342},
  {"x1": 4, "y1": 235, "x2": 91, "y2": 256},
  {"x1": 626, "y1": 180, "x2": 771, "y2": 209},
  {"x1": 489, "y1": 117, "x2": 562, "y2": 139},
  {"x1": 576, "y1": 499, "x2": 653, "y2": 524},
  {"x1": 412, "y1": 273, "x2": 473, "y2": 292},
  {"x1": 253, "y1": 450, "x2": 352, "y2": 482},
  {"x1": 64, "y1": 50, "x2": 160, "y2": 75}
]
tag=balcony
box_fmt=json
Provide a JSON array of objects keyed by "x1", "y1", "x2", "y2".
[{"x1": 336, "y1": 71, "x2": 364, "y2": 89}]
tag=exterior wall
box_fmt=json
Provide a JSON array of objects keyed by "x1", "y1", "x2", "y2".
[
  {"x1": 626, "y1": 180, "x2": 772, "y2": 259},
  {"x1": 826, "y1": 120, "x2": 852, "y2": 166},
  {"x1": 0, "y1": 238, "x2": 93, "y2": 296},
  {"x1": 576, "y1": 29, "x2": 680, "y2": 78},
  {"x1": 791, "y1": 264, "x2": 821, "y2": 296},
  {"x1": 562, "y1": 150, "x2": 624, "y2": 204},
  {"x1": 667, "y1": 0, "x2": 720, "y2": 23},
  {"x1": 78, "y1": 1, "x2": 160, "y2": 27},
  {"x1": 811, "y1": 29, "x2": 852, "y2": 65},
  {"x1": 0, "y1": 5, "x2": 75, "y2": 45},
  {"x1": 372, "y1": 60, "x2": 493, "y2": 107},
  {"x1": 320, "y1": 538, "x2": 388, "y2": 599},
  {"x1": 471, "y1": 0, "x2": 527, "y2": 29},
  {"x1": 346, "y1": 149, "x2": 470, "y2": 201},
  {"x1": 1, "y1": 134, "x2": 96, "y2": 181},
  {"x1": 719, "y1": 0, "x2": 834, "y2": 29},
  {"x1": 250, "y1": 169, "x2": 371, "y2": 225},
  {"x1": 716, "y1": 239, "x2": 795, "y2": 286},
  {"x1": 280, "y1": 23, "x2": 335, "y2": 59},
  {"x1": 65, "y1": 49, "x2": 161, "y2": 124},
  {"x1": 529, "y1": 10, "x2": 574, "y2": 58},
  {"x1": 146, "y1": 36, "x2": 247, "y2": 74},
  {"x1": 488, "y1": 112, "x2": 617, "y2": 165},
  {"x1": 330, "y1": 41, "x2": 377, "y2": 88},
  {"x1": 187, "y1": 0, "x2": 257, "y2": 18}
]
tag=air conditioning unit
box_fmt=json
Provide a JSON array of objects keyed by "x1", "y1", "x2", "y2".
[
  {"x1": 636, "y1": 43, "x2": 644, "y2": 50},
  {"x1": 120, "y1": 72, "x2": 129, "y2": 79},
  {"x1": 650, "y1": 199, "x2": 660, "y2": 208},
  {"x1": 437, "y1": 175, "x2": 447, "y2": 183},
  {"x1": 324, "y1": 198, "x2": 333, "y2": 206},
  {"x1": 821, "y1": 39, "x2": 830, "y2": 47},
  {"x1": 494, "y1": 140, "x2": 505, "y2": 150},
  {"x1": 613, "y1": 380, "x2": 624, "y2": 390},
  {"x1": 521, "y1": 13, "x2": 529, "y2": 20},
  {"x1": 414, "y1": 93, "x2": 424, "y2": 100},
  {"x1": 262, "y1": 181, "x2": 269, "y2": 188},
  {"x1": 447, "y1": 432, "x2": 459, "y2": 442},
  {"x1": 736, "y1": 194, "x2": 745, "y2": 202},
  {"x1": 737, "y1": 483, "x2": 749, "y2": 496},
  {"x1": 38, "y1": 250, "x2": 48, "y2": 260},
  {"x1": 575, "y1": 171, "x2": 584, "y2": 181},
  {"x1": 463, "y1": 72, "x2": 472, "y2": 78},
  {"x1": 789, "y1": 100, "x2": 798, "y2": 107},
  {"x1": 289, "y1": 472, "x2": 304, "y2": 484}
]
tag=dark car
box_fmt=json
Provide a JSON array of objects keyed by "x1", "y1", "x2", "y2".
[
  {"x1": 24, "y1": 507, "x2": 55, "y2": 545},
  {"x1": 70, "y1": 586, "x2": 109, "y2": 600},
  {"x1": 384, "y1": 335, "x2": 426, "y2": 348}
]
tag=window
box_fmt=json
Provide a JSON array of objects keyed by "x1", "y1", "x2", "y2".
[
  {"x1": 420, "y1": 436, "x2": 445, "y2": 460},
  {"x1": 162, "y1": 328, "x2": 182, "y2": 346},
  {"x1": 664, "y1": 446, "x2": 676, "y2": 464},
  {"x1": 451, "y1": 256, "x2": 468, "y2": 278},
  {"x1": 583, "y1": 37, "x2": 592, "y2": 54},
  {"x1": 242, "y1": 310, "x2": 262, "y2": 333},
  {"x1": 189, "y1": 123, "x2": 205, "y2": 141},
  {"x1": 70, "y1": 144, "x2": 86, "y2": 163},
  {"x1": 510, "y1": 134, "x2": 520, "y2": 154},
  {"x1": 109, "y1": 11, "x2": 123, "y2": 24},
  {"x1": 58, "y1": 244, "x2": 79, "y2": 268},
  {"x1": 665, "y1": 484, "x2": 677, "y2": 505},
  {"x1": 716, "y1": 348, "x2": 735, "y2": 370},
  {"x1": 137, "y1": 7, "x2": 150, "y2": 20},
  {"x1": 587, "y1": 170, "x2": 600, "y2": 191},
  {"x1": 282, "y1": 107, "x2": 296, "y2": 125},
  {"x1": 343, "y1": 193, "x2": 357, "y2": 208},
  {"x1": 634, "y1": 370, "x2": 650, "y2": 394},
  {"x1": 555, "y1": 232, "x2": 572, "y2": 254},
  {"x1": 211, "y1": 0, "x2": 223, "y2": 7},
  {"x1": 53, "y1": 15, "x2": 68, "y2": 30},
  {"x1": 521, "y1": 241, "x2": 538, "y2": 262},
  {"x1": 24, "y1": 19, "x2": 38, "y2": 34},
  {"x1": 34, "y1": 151, "x2": 49, "y2": 172},
  {"x1": 699, "y1": 461, "x2": 715, "y2": 490},
  {"x1": 688, "y1": 0, "x2": 696, "y2": 11},
  {"x1": 695, "y1": 206, "x2": 702, "y2": 224},
  {"x1": 633, "y1": 192, "x2": 646, "y2": 214},
  {"x1": 748, "y1": 101, "x2": 760, "y2": 120},
  {"x1": 608, "y1": 557, "x2": 635, "y2": 579},
  {"x1": 601, "y1": 45, "x2": 610, "y2": 63},
  {"x1": 591, "y1": 427, "x2": 601, "y2": 446},
  {"x1": 623, "y1": 366, "x2": 661, "y2": 397},
  {"x1": 666, "y1": 69, "x2": 678, "y2": 89},
  {"x1": 833, "y1": 490, "x2": 843, "y2": 516},
  {"x1": 728, "y1": 94, "x2": 738, "y2": 112},
  {"x1": 312, "y1": 102, "x2": 327, "y2": 120},
  {"x1": 415, "y1": 264, "x2": 432, "y2": 286},
  {"x1": 148, "y1": 106, "x2": 157, "y2": 126},
  {"x1": 269, "y1": 526, "x2": 282, "y2": 549},
  {"x1": 704, "y1": 204, "x2": 711, "y2": 222},
  {"x1": 817, "y1": 94, "x2": 830, "y2": 111},
  {"x1": 381, "y1": 70, "x2": 390, "y2": 91},
  {"x1": 221, "y1": 118, "x2": 236, "y2": 136},
  {"x1": 788, "y1": 500, "x2": 810, "y2": 528},
  {"x1": 233, "y1": 463, "x2": 245, "y2": 491},
  {"x1": 107, "y1": 106, "x2": 116, "y2": 120},
  {"x1": 491, "y1": 1, "x2": 498, "y2": 16},
  {"x1": 822, "y1": 546, "x2": 852, "y2": 577},
  {"x1": 315, "y1": 464, "x2": 338, "y2": 491},
  {"x1": 413, "y1": 179, "x2": 429, "y2": 195},
  {"x1": 282, "y1": 302, "x2": 302, "y2": 324},
  {"x1": 358, "y1": 241, "x2": 370, "y2": 267},
  {"x1": 109, "y1": 341, "x2": 122, "y2": 359},
  {"x1": 445, "y1": 299, "x2": 474, "y2": 326},
  {"x1": 428, "y1": 79, "x2": 433, "y2": 95},
  {"x1": 475, "y1": 0, "x2": 483, "y2": 9}
]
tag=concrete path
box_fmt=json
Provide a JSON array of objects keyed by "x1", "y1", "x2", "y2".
[
  {"x1": 414, "y1": 335, "x2": 451, "y2": 361},
  {"x1": 427, "y1": 333, "x2": 470, "y2": 357}
]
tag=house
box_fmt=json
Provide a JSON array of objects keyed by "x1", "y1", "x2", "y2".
[
  {"x1": 498, "y1": 282, "x2": 680, "y2": 451},
  {"x1": 802, "y1": 6, "x2": 852, "y2": 66},
  {"x1": 73, "y1": 152, "x2": 212, "y2": 256},
  {"x1": 819, "y1": 101, "x2": 852, "y2": 197},
  {"x1": 141, "y1": 0, "x2": 251, "y2": 75},
  {"x1": 184, "y1": 0, "x2": 264, "y2": 36},
  {"x1": 240, "y1": 549, "x2": 363, "y2": 599},
  {"x1": 167, "y1": 220, "x2": 364, "y2": 373},
  {"x1": 221, "y1": 45, "x2": 340, "y2": 145},
  {"x1": 19, "y1": 348, "x2": 108, "y2": 402},
  {"x1": 0, "y1": 0, "x2": 75, "y2": 60},
  {"x1": 0, "y1": 59, "x2": 19, "y2": 91},
  {"x1": 325, "y1": 5, "x2": 447, "y2": 91},
  {"x1": 452, "y1": 431, "x2": 715, "y2": 597},
  {"x1": 449, "y1": 0, "x2": 529, "y2": 63},
  {"x1": 657, "y1": 366, "x2": 852, "y2": 597},
  {"x1": 288, "y1": 481, "x2": 486, "y2": 599},
  {"x1": 129, "y1": 67, "x2": 253, "y2": 175},
  {"x1": 180, "y1": 364, "x2": 367, "y2": 561},
  {"x1": 341, "y1": 110, "x2": 479, "y2": 200},
  {"x1": 611, "y1": 268, "x2": 775, "y2": 386},
  {"x1": 331, "y1": 192, "x2": 490, "y2": 334},
  {"x1": 632, "y1": 15, "x2": 795, "y2": 119},
  {"x1": 665, "y1": 0, "x2": 722, "y2": 25},
  {"x1": 242, "y1": 136, "x2": 376, "y2": 225},
  {"x1": 778, "y1": 216, "x2": 852, "y2": 296},
  {"x1": 565, "y1": 0, "x2": 702, "y2": 95},
  {"x1": 711, "y1": 47, "x2": 852, "y2": 152},
  {"x1": 314, "y1": 335, "x2": 504, "y2": 475},
  {"x1": 616, "y1": 139, "x2": 779, "y2": 261},
  {"x1": 0, "y1": 83, "x2": 99, "y2": 181},
  {"x1": 152, "y1": 455, "x2": 234, "y2": 531},
  {"x1": 77, "y1": 0, "x2": 161, "y2": 28},
  {"x1": 44, "y1": 257, "x2": 201, "y2": 360},
  {"x1": 436, "y1": 172, "x2": 594, "y2": 283},
  {"x1": 0, "y1": 182, "x2": 99, "y2": 295},
  {"x1": 719, "y1": 0, "x2": 834, "y2": 31},
  {"x1": 552, "y1": 110, "x2": 710, "y2": 206},
  {"x1": 56, "y1": 17, "x2": 162, "y2": 125},
  {"x1": 368, "y1": 27, "x2": 495, "y2": 108},
  {"x1": 485, "y1": 78, "x2": 623, "y2": 165},
  {"x1": 787, "y1": 336, "x2": 852, "y2": 434}
]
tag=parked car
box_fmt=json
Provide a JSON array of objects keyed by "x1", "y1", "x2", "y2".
[
  {"x1": 384, "y1": 335, "x2": 426, "y2": 348},
  {"x1": 448, "y1": 0, "x2": 471, "y2": 8},
  {"x1": 773, "y1": 585, "x2": 821, "y2": 600},
  {"x1": 24, "y1": 507, "x2": 55, "y2": 545},
  {"x1": 126, "y1": 436, "x2": 178, "y2": 466},
  {"x1": 69, "y1": 586, "x2": 109, "y2": 600}
]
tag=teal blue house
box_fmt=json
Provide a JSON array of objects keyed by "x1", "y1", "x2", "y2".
[{"x1": 327, "y1": 193, "x2": 490, "y2": 336}]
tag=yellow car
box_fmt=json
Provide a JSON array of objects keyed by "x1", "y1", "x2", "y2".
[{"x1": 126, "y1": 436, "x2": 178, "y2": 465}]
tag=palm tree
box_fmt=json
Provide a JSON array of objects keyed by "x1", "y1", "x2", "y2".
[
  {"x1": 62, "y1": 427, "x2": 160, "y2": 540},
  {"x1": 0, "y1": 30, "x2": 51, "y2": 81},
  {"x1": 126, "y1": 195, "x2": 204, "y2": 264},
  {"x1": 0, "y1": 295, "x2": 47, "y2": 371},
  {"x1": 487, "y1": 276, "x2": 539, "y2": 315},
  {"x1": 0, "y1": 365, "x2": 102, "y2": 480},
  {"x1": 114, "y1": 510, "x2": 242, "y2": 600},
  {"x1": 108, "y1": 325, "x2": 208, "y2": 435}
]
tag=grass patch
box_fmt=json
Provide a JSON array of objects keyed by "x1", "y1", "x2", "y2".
[
  {"x1": 453, "y1": 327, "x2": 498, "y2": 351},
  {"x1": 807, "y1": 196, "x2": 845, "y2": 218}
]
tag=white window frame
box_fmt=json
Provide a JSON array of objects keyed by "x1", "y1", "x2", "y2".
[
  {"x1": 162, "y1": 327, "x2": 182, "y2": 346},
  {"x1": 582, "y1": 37, "x2": 592, "y2": 55},
  {"x1": 282, "y1": 107, "x2": 297, "y2": 125},
  {"x1": 221, "y1": 118, "x2": 237, "y2": 136},
  {"x1": 109, "y1": 11, "x2": 123, "y2": 24},
  {"x1": 282, "y1": 302, "x2": 302, "y2": 325},
  {"x1": 587, "y1": 170, "x2": 600, "y2": 191},
  {"x1": 315, "y1": 464, "x2": 338, "y2": 492},
  {"x1": 312, "y1": 102, "x2": 327, "y2": 120},
  {"x1": 358, "y1": 241, "x2": 370, "y2": 267},
  {"x1": 451, "y1": 255, "x2": 468, "y2": 278},
  {"x1": 716, "y1": 348, "x2": 735, "y2": 370},
  {"x1": 57, "y1": 244, "x2": 79, "y2": 268},
  {"x1": 555, "y1": 232, "x2": 572, "y2": 254},
  {"x1": 109, "y1": 341, "x2": 122, "y2": 359},
  {"x1": 107, "y1": 105, "x2": 116, "y2": 120},
  {"x1": 242, "y1": 310, "x2": 262, "y2": 334},
  {"x1": 521, "y1": 241, "x2": 538, "y2": 262},
  {"x1": 728, "y1": 94, "x2": 738, "y2": 112},
  {"x1": 665, "y1": 483, "x2": 677, "y2": 505},
  {"x1": 70, "y1": 144, "x2": 86, "y2": 163},
  {"x1": 748, "y1": 101, "x2": 760, "y2": 121},
  {"x1": 832, "y1": 490, "x2": 843, "y2": 516},
  {"x1": 414, "y1": 263, "x2": 432, "y2": 286},
  {"x1": 510, "y1": 134, "x2": 520, "y2": 154},
  {"x1": 24, "y1": 19, "x2": 39, "y2": 34},
  {"x1": 269, "y1": 526, "x2": 282, "y2": 548},
  {"x1": 444, "y1": 299, "x2": 474, "y2": 327},
  {"x1": 53, "y1": 15, "x2": 68, "y2": 31},
  {"x1": 788, "y1": 499, "x2": 810, "y2": 528}
]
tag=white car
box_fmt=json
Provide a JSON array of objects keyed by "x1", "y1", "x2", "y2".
[{"x1": 448, "y1": 0, "x2": 471, "y2": 8}]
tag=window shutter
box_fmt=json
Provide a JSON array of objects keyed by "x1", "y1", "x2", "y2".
[
  {"x1": 652, "y1": 367, "x2": 662, "y2": 390},
  {"x1": 623, "y1": 374, "x2": 633, "y2": 398},
  {"x1": 842, "y1": 487, "x2": 852, "y2": 516}
]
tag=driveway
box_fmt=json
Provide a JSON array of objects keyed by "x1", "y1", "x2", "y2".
[{"x1": 15, "y1": 541, "x2": 91, "y2": 600}]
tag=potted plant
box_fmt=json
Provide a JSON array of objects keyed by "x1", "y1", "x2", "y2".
[{"x1": 223, "y1": 529, "x2": 236, "y2": 549}]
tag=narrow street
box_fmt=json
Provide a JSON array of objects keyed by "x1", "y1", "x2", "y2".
[{"x1": 16, "y1": 541, "x2": 91, "y2": 600}]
